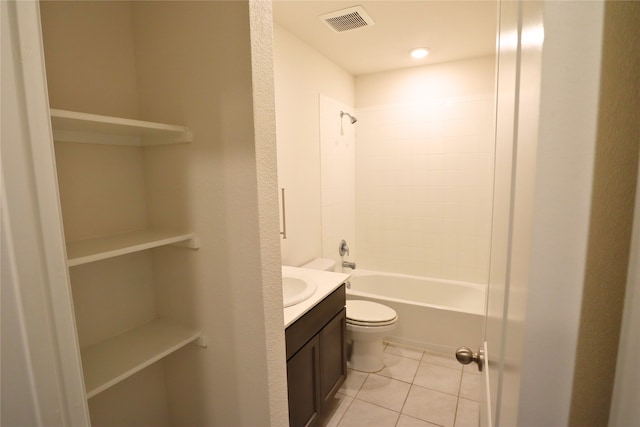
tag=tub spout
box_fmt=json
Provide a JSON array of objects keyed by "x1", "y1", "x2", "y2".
[{"x1": 342, "y1": 261, "x2": 356, "y2": 269}]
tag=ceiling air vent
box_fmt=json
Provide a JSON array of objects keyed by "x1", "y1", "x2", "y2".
[{"x1": 320, "y1": 6, "x2": 375, "y2": 33}]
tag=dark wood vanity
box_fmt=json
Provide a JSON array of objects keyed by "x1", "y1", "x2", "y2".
[{"x1": 285, "y1": 284, "x2": 347, "y2": 427}]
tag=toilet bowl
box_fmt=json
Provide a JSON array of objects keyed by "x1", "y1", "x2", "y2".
[
  {"x1": 300, "y1": 259, "x2": 399, "y2": 372},
  {"x1": 346, "y1": 300, "x2": 398, "y2": 372}
]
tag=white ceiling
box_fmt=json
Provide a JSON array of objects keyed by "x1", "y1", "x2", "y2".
[{"x1": 273, "y1": 1, "x2": 499, "y2": 76}]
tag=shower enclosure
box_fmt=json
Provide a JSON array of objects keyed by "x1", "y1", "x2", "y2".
[{"x1": 320, "y1": 56, "x2": 497, "y2": 287}]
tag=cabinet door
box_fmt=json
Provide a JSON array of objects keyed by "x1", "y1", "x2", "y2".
[
  {"x1": 287, "y1": 335, "x2": 321, "y2": 427},
  {"x1": 319, "y1": 308, "x2": 347, "y2": 408}
]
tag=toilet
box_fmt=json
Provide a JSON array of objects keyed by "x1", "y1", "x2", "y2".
[
  {"x1": 345, "y1": 300, "x2": 397, "y2": 372},
  {"x1": 300, "y1": 258, "x2": 399, "y2": 373}
]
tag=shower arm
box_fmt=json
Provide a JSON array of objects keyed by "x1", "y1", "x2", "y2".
[{"x1": 340, "y1": 110, "x2": 358, "y2": 124}]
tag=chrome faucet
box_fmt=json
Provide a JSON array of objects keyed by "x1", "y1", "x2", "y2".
[
  {"x1": 339, "y1": 239, "x2": 350, "y2": 256},
  {"x1": 339, "y1": 240, "x2": 355, "y2": 269},
  {"x1": 342, "y1": 261, "x2": 356, "y2": 269}
]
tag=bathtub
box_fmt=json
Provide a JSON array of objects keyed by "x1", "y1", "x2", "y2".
[{"x1": 346, "y1": 270, "x2": 486, "y2": 352}]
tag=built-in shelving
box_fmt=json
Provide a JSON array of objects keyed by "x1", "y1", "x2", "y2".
[
  {"x1": 67, "y1": 229, "x2": 199, "y2": 267},
  {"x1": 50, "y1": 108, "x2": 203, "y2": 405},
  {"x1": 50, "y1": 109, "x2": 192, "y2": 146},
  {"x1": 82, "y1": 319, "x2": 202, "y2": 398}
]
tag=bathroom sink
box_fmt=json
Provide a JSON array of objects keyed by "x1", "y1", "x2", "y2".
[{"x1": 282, "y1": 275, "x2": 317, "y2": 307}]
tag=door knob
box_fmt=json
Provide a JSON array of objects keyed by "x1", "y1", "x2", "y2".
[{"x1": 455, "y1": 346, "x2": 485, "y2": 372}]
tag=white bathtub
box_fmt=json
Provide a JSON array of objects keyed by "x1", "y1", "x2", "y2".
[{"x1": 347, "y1": 270, "x2": 486, "y2": 352}]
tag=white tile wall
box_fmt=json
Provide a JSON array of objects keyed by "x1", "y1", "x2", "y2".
[
  {"x1": 355, "y1": 95, "x2": 495, "y2": 283},
  {"x1": 320, "y1": 95, "x2": 356, "y2": 267}
]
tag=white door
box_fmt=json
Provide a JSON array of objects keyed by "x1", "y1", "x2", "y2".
[
  {"x1": 454, "y1": 1, "x2": 546, "y2": 426},
  {"x1": 1, "y1": 1, "x2": 91, "y2": 425}
]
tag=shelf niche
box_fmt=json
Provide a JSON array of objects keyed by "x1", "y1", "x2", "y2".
[
  {"x1": 82, "y1": 319, "x2": 203, "y2": 398},
  {"x1": 50, "y1": 109, "x2": 202, "y2": 401},
  {"x1": 67, "y1": 230, "x2": 199, "y2": 267},
  {"x1": 50, "y1": 109, "x2": 193, "y2": 146}
]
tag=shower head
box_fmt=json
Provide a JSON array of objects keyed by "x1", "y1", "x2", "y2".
[{"x1": 340, "y1": 110, "x2": 358, "y2": 124}]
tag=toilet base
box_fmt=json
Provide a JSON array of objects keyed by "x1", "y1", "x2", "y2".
[{"x1": 346, "y1": 332, "x2": 386, "y2": 373}]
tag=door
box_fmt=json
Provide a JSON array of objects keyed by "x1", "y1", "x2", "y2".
[
  {"x1": 456, "y1": 1, "x2": 545, "y2": 426},
  {"x1": 1, "y1": 1, "x2": 91, "y2": 425}
]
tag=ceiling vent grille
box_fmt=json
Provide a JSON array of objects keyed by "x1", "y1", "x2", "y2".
[{"x1": 320, "y1": 6, "x2": 375, "y2": 33}]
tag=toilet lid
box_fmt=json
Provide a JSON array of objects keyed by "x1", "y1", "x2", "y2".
[{"x1": 346, "y1": 300, "x2": 398, "y2": 324}]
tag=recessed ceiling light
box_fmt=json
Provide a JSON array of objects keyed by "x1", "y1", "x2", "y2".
[{"x1": 410, "y1": 48, "x2": 429, "y2": 59}]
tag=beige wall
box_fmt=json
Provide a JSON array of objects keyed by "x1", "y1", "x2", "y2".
[
  {"x1": 132, "y1": 2, "x2": 282, "y2": 425},
  {"x1": 570, "y1": 1, "x2": 640, "y2": 425},
  {"x1": 39, "y1": 1, "x2": 283, "y2": 425},
  {"x1": 514, "y1": 2, "x2": 640, "y2": 425},
  {"x1": 274, "y1": 24, "x2": 354, "y2": 267},
  {"x1": 40, "y1": 1, "x2": 139, "y2": 118},
  {"x1": 40, "y1": 4, "x2": 168, "y2": 424}
]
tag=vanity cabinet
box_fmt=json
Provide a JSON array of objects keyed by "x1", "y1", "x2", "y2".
[{"x1": 285, "y1": 284, "x2": 347, "y2": 427}]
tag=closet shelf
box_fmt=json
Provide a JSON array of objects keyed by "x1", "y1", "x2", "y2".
[
  {"x1": 50, "y1": 109, "x2": 192, "y2": 146},
  {"x1": 67, "y1": 230, "x2": 199, "y2": 267},
  {"x1": 82, "y1": 319, "x2": 201, "y2": 398}
]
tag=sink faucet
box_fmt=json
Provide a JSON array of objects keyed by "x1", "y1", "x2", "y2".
[{"x1": 342, "y1": 261, "x2": 356, "y2": 269}]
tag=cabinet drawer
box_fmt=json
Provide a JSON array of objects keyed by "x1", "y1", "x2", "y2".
[{"x1": 285, "y1": 284, "x2": 346, "y2": 360}]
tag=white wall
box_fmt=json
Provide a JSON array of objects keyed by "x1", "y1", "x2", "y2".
[
  {"x1": 249, "y1": 2, "x2": 290, "y2": 424},
  {"x1": 354, "y1": 57, "x2": 496, "y2": 282},
  {"x1": 319, "y1": 95, "x2": 356, "y2": 269},
  {"x1": 274, "y1": 24, "x2": 354, "y2": 267}
]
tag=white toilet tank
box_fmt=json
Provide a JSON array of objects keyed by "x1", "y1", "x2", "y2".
[{"x1": 300, "y1": 258, "x2": 336, "y2": 272}]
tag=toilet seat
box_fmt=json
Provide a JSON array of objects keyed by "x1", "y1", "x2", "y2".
[{"x1": 346, "y1": 300, "x2": 398, "y2": 327}]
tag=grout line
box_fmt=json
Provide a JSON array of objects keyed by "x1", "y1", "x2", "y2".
[
  {"x1": 396, "y1": 383, "x2": 414, "y2": 424},
  {"x1": 451, "y1": 363, "x2": 466, "y2": 427},
  {"x1": 342, "y1": 350, "x2": 468, "y2": 427},
  {"x1": 331, "y1": 394, "x2": 354, "y2": 427}
]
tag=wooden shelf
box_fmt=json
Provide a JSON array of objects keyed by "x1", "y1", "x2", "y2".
[
  {"x1": 67, "y1": 230, "x2": 199, "y2": 267},
  {"x1": 81, "y1": 319, "x2": 201, "y2": 398},
  {"x1": 50, "y1": 109, "x2": 192, "y2": 146}
]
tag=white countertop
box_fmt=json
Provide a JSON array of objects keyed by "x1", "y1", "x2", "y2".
[{"x1": 283, "y1": 266, "x2": 350, "y2": 328}]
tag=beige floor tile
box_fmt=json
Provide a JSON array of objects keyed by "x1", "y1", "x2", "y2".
[
  {"x1": 318, "y1": 393, "x2": 354, "y2": 427},
  {"x1": 413, "y1": 362, "x2": 462, "y2": 395},
  {"x1": 384, "y1": 343, "x2": 425, "y2": 360},
  {"x1": 454, "y1": 398, "x2": 480, "y2": 427},
  {"x1": 396, "y1": 414, "x2": 440, "y2": 427},
  {"x1": 337, "y1": 399, "x2": 399, "y2": 427},
  {"x1": 402, "y1": 385, "x2": 458, "y2": 427},
  {"x1": 463, "y1": 364, "x2": 482, "y2": 375},
  {"x1": 422, "y1": 351, "x2": 462, "y2": 371},
  {"x1": 355, "y1": 374, "x2": 411, "y2": 412},
  {"x1": 339, "y1": 369, "x2": 368, "y2": 397},
  {"x1": 378, "y1": 352, "x2": 421, "y2": 383},
  {"x1": 459, "y1": 372, "x2": 482, "y2": 401}
]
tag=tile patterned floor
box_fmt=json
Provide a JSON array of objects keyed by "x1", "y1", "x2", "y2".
[{"x1": 319, "y1": 343, "x2": 481, "y2": 427}]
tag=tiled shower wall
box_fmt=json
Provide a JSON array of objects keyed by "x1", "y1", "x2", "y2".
[
  {"x1": 355, "y1": 94, "x2": 495, "y2": 283},
  {"x1": 320, "y1": 95, "x2": 356, "y2": 268}
]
